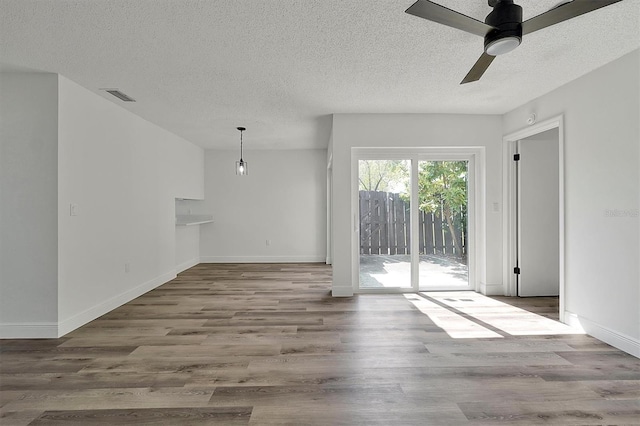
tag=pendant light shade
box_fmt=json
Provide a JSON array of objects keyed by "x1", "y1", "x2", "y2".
[
  {"x1": 236, "y1": 159, "x2": 247, "y2": 175},
  {"x1": 235, "y1": 127, "x2": 248, "y2": 176}
]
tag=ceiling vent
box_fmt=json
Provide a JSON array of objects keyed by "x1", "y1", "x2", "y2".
[{"x1": 102, "y1": 89, "x2": 136, "y2": 102}]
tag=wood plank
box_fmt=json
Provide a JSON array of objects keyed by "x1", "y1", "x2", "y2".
[
  {"x1": 28, "y1": 407, "x2": 252, "y2": 425},
  {"x1": 359, "y1": 190, "x2": 370, "y2": 255},
  {"x1": 1, "y1": 387, "x2": 215, "y2": 411},
  {"x1": 404, "y1": 200, "x2": 411, "y2": 254},
  {"x1": 458, "y1": 399, "x2": 640, "y2": 424},
  {"x1": 456, "y1": 213, "x2": 465, "y2": 257},
  {"x1": 0, "y1": 409, "x2": 44, "y2": 426},
  {"x1": 425, "y1": 211, "x2": 434, "y2": 254},
  {"x1": 388, "y1": 193, "x2": 397, "y2": 255},
  {"x1": 418, "y1": 210, "x2": 425, "y2": 254},
  {"x1": 371, "y1": 192, "x2": 381, "y2": 254},
  {"x1": 379, "y1": 192, "x2": 389, "y2": 254},
  {"x1": 433, "y1": 212, "x2": 444, "y2": 254},
  {"x1": 248, "y1": 404, "x2": 467, "y2": 426},
  {"x1": 396, "y1": 193, "x2": 406, "y2": 254}
]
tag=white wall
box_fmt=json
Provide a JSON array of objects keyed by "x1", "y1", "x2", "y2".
[
  {"x1": 56, "y1": 75, "x2": 204, "y2": 334},
  {"x1": 0, "y1": 73, "x2": 59, "y2": 336},
  {"x1": 0, "y1": 72, "x2": 204, "y2": 337},
  {"x1": 503, "y1": 50, "x2": 640, "y2": 355},
  {"x1": 331, "y1": 114, "x2": 503, "y2": 296},
  {"x1": 175, "y1": 199, "x2": 205, "y2": 272},
  {"x1": 176, "y1": 226, "x2": 200, "y2": 273},
  {"x1": 200, "y1": 149, "x2": 327, "y2": 262}
]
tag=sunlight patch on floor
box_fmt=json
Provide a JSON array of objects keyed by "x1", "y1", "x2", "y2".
[
  {"x1": 404, "y1": 293, "x2": 503, "y2": 339},
  {"x1": 405, "y1": 291, "x2": 585, "y2": 339}
]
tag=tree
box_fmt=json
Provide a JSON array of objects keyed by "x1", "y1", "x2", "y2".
[
  {"x1": 358, "y1": 160, "x2": 408, "y2": 192},
  {"x1": 417, "y1": 161, "x2": 467, "y2": 257}
]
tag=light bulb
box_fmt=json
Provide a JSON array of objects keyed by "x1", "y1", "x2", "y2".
[{"x1": 485, "y1": 36, "x2": 520, "y2": 56}]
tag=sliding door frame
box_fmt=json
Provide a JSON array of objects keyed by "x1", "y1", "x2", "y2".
[{"x1": 352, "y1": 147, "x2": 485, "y2": 294}]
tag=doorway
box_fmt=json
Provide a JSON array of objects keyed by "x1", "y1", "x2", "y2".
[
  {"x1": 353, "y1": 149, "x2": 480, "y2": 293},
  {"x1": 516, "y1": 129, "x2": 560, "y2": 296},
  {"x1": 503, "y1": 116, "x2": 565, "y2": 320}
]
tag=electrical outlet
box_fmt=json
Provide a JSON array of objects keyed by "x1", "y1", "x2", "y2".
[
  {"x1": 266, "y1": 239, "x2": 271, "y2": 246},
  {"x1": 125, "y1": 263, "x2": 130, "y2": 273}
]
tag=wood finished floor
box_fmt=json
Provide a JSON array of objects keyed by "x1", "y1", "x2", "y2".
[{"x1": 1, "y1": 263, "x2": 639, "y2": 425}]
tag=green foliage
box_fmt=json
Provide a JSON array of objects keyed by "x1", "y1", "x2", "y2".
[
  {"x1": 417, "y1": 161, "x2": 468, "y2": 257},
  {"x1": 358, "y1": 160, "x2": 408, "y2": 192},
  {"x1": 417, "y1": 161, "x2": 467, "y2": 217}
]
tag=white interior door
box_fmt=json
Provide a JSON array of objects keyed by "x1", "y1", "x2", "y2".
[{"x1": 517, "y1": 129, "x2": 560, "y2": 296}]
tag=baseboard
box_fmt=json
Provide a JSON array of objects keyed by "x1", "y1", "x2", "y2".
[
  {"x1": 480, "y1": 282, "x2": 503, "y2": 296},
  {"x1": 200, "y1": 256, "x2": 326, "y2": 263},
  {"x1": 0, "y1": 322, "x2": 59, "y2": 339},
  {"x1": 176, "y1": 257, "x2": 200, "y2": 274},
  {"x1": 332, "y1": 286, "x2": 354, "y2": 297},
  {"x1": 565, "y1": 311, "x2": 640, "y2": 358},
  {"x1": 57, "y1": 271, "x2": 177, "y2": 337}
]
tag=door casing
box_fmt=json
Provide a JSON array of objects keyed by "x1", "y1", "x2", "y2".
[{"x1": 502, "y1": 115, "x2": 565, "y2": 321}]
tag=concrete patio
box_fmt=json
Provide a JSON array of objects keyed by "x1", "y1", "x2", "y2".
[{"x1": 359, "y1": 254, "x2": 469, "y2": 290}]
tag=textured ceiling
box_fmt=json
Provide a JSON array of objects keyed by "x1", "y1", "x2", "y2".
[{"x1": 1, "y1": 0, "x2": 638, "y2": 149}]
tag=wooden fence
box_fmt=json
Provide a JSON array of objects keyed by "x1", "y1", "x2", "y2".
[{"x1": 359, "y1": 190, "x2": 466, "y2": 257}]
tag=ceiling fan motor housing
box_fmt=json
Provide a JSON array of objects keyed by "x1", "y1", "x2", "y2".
[{"x1": 484, "y1": 0, "x2": 523, "y2": 54}]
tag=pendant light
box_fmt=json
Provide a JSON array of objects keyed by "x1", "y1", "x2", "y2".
[{"x1": 235, "y1": 126, "x2": 248, "y2": 175}]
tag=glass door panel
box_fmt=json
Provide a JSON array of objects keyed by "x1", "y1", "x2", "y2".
[
  {"x1": 358, "y1": 160, "x2": 412, "y2": 289},
  {"x1": 417, "y1": 161, "x2": 470, "y2": 290}
]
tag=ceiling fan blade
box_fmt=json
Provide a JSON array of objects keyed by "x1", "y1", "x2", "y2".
[
  {"x1": 406, "y1": 0, "x2": 495, "y2": 37},
  {"x1": 522, "y1": 0, "x2": 622, "y2": 35},
  {"x1": 461, "y1": 52, "x2": 496, "y2": 84}
]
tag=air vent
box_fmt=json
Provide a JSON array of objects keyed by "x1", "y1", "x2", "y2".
[{"x1": 102, "y1": 89, "x2": 136, "y2": 102}]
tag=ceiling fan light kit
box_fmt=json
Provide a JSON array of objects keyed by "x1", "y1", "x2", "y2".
[
  {"x1": 405, "y1": 0, "x2": 623, "y2": 84},
  {"x1": 484, "y1": 0, "x2": 522, "y2": 56},
  {"x1": 485, "y1": 36, "x2": 520, "y2": 56}
]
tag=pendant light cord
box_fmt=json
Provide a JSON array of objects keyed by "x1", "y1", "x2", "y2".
[{"x1": 239, "y1": 129, "x2": 244, "y2": 161}]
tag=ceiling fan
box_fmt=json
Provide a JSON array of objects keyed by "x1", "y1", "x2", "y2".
[{"x1": 405, "y1": 0, "x2": 622, "y2": 84}]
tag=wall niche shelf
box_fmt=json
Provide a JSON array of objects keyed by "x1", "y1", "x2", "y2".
[
  {"x1": 175, "y1": 214, "x2": 213, "y2": 226},
  {"x1": 175, "y1": 198, "x2": 213, "y2": 226}
]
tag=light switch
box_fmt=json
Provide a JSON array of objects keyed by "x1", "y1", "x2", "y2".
[{"x1": 70, "y1": 203, "x2": 78, "y2": 216}]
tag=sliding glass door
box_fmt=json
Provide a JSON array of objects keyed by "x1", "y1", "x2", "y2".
[
  {"x1": 356, "y1": 152, "x2": 474, "y2": 292},
  {"x1": 358, "y1": 159, "x2": 412, "y2": 289},
  {"x1": 417, "y1": 161, "x2": 469, "y2": 291}
]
